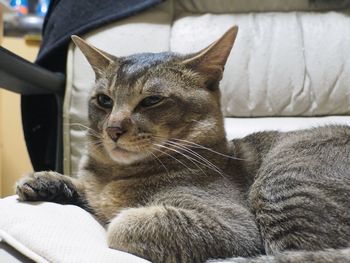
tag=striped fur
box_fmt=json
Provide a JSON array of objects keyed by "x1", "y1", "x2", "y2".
[{"x1": 225, "y1": 126, "x2": 350, "y2": 262}]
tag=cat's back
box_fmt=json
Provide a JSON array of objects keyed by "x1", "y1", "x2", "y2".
[
  {"x1": 248, "y1": 125, "x2": 350, "y2": 254},
  {"x1": 263, "y1": 125, "x2": 350, "y2": 180}
]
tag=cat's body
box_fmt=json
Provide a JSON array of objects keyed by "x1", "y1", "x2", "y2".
[
  {"x1": 239, "y1": 126, "x2": 350, "y2": 254},
  {"x1": 80, "y1": 143, "x2": 244, "y2": 226},
  {"x1": 78, "y1": 143, "x2": 263, "y2": 262},
  {"x1": 211, "y1": 126, "x2": 350, "y2": 263},
  {"x1": 16, "y1": 27, "x2": 350, "y2": 263}
]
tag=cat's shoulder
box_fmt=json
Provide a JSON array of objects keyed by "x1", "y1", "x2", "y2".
[
  {"x1": 229, "y1": 125, "x2": 350, "y2": 160},
  {"x1": 261, "y1": 124, "x2": 350, "y2": 161},
  {"x1": 230, "y1": 130, "x2": 280, "y2": 156},
  {"x1": 277, "y1": 125, "x2": 350, "y2": 147}
]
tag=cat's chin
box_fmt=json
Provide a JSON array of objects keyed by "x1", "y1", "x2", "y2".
[{"x1": 108, "y1": 146, "x2": 146, "y2": 165}]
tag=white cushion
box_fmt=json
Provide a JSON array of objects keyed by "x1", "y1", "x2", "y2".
[
  {"x1": 0, "y1": 196, "x2": 149, "y2": 263},
  {"x1": 224, "y1": 116, "x2": 350, "y2": 139},
  {"x1": 171, "y1": 12, "x2": 350, "y2": 117}
]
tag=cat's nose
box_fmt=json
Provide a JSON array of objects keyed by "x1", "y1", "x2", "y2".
[{"x1": 106, "y1": 126, "x2": 126, "y2": 142}]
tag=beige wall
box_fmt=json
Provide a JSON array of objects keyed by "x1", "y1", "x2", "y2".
[{"x1": 0, "y1": 37, "x2": 39, "y2": 197}]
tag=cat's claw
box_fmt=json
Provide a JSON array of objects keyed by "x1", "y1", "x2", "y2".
[{"x1": 16, "y1": 171, "x2": 75, "y2": 203}]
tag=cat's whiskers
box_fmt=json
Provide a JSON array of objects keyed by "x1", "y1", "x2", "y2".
[
  {"x1": 66, "y1": 122, "x2": 102, "y2": 139},
  {"x1": 162, "y1": 140, "x2": 223, "y2": 175},
  {"x1": 154, "y1": 135, "x2": 245, "y2": 161},
  {"x1": 83, "y1": 134, "x2": 105, "y2": 157},
  {"x1": 161, "y1": 142, "x2": 227, "y2": 178},
  {"x1": 85, "y1": 141, "x2": 105, "y2": 156},
  {"x1": 146, "y1": 150, "x2": 170, "y2": 177},
  {"x1": 151, "y1": 146, "x2": 196, "y2": 174},
  {"x1": 154, "y1": 143, "x2": 213, "y2": 177},
  {"x1": 177, "y1": 139, "x2": 245, "y2": 161},
  {"x1": 85, "y1": 137, "x2": 104, "y2": 147},
  {"x1": 87, "y1": 132, "x2": 103, "y2": 140},
  {"x1": 190, "y1": 119, "x2": 213, "y2": 127},
  {"x1": 82, "y1": 135, "x2": 103, "y2": 147}
]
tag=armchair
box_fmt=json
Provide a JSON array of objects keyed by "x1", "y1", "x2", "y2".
[{"x1": 1, "y1": 0, "x2": 350, "y2": 262}]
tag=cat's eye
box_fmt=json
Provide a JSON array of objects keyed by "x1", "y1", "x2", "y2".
[
  {"x1": 97, "y1": 94, "x2": 113, "y2": 109},
  {"x1": 140, "y1": 95, "x2": 164, "y2": 107}
]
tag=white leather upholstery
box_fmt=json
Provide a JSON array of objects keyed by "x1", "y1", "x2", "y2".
[
  {"x1": 63, "y1": 0, "x2": 350, "y2": 175},
  {"x1": 224, "y1": 116, "x2": 350, "y2": 140},
  {"x1": 171, "y1": 12, "x2": 350, "y2": 117},
  {"x1": 0, "y1": 196, "x2": 149, "y2": 263}
]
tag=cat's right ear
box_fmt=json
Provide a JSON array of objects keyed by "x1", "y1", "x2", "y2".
[
  {"x1": 71, "y1": 35, "x2": 115, "y2": 78},
  {"x1": 181, "y1": 26, "x2": 238, "y2": 90}
]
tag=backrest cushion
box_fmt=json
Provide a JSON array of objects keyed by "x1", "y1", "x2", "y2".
[{"x1": 171, "y1": 12, "x2": 350, "y2": 117}]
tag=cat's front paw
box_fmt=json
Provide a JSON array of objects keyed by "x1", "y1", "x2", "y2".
[
  {"x1": 16, "y1": 171, "x2": 76, "y2": 203},
  {"x1": 107, "y1": 206, "x2": 172, "y2": 263},
  {"x1": 107, "y1": 206, "x2": 201, "y2": 263}
]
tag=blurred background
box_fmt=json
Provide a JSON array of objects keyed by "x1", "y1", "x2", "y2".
[{"x1": 0, "y1": 0, "x2": 50, "y2": 197}]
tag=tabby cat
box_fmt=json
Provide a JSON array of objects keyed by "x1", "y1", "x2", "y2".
[{"x1": 16, "y1": 26, "x2": 350, "y2": 263}]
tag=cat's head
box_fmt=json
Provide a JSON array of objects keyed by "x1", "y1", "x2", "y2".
[{"x1": 72, "y1": 26, "x2": 238, "y2": 165}]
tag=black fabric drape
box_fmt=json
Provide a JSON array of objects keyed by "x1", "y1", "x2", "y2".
[{"x1": 36, "y1": 0, "x2": 163, "y2": 72}]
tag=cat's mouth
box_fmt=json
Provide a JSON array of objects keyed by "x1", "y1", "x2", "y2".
[
  {"x1": 112, "y1": 145, "x2": 132, "y2": 153},
  {"x1": 107, "y1": 143, "x2": 147, "y2": 165}
]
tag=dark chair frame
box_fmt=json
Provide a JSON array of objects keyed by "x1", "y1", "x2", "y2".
[{"x1": 0, "y1": 46, "x2": 65, "y2": 172}]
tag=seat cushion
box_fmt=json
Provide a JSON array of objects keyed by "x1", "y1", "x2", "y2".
[
  {"x1": 0, "y1": 196, "x2": 149, "y2": 263},
  {"x1": 224, "y1": 116, "x2": 350, "y2": 139}
]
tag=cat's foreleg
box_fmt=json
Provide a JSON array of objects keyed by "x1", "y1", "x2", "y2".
[
  {"x1": 16, "y1": 171, "x2": 85, "y2": 206},
  {"x1": 107, "y1": 205, "x2": 262, "y2": 263}
]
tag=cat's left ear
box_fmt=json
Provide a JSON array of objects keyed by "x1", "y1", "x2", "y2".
[
  {"x1": 182, "y1": 26, "x2": 238, "y2": 89},
  {"x1": 71, "y1": 35, "x2": 115, "y2": 78}
]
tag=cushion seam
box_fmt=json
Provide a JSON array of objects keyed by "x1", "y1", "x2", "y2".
[{"x1": 0, "y1": 229, "x2": 49, "y2": 263}]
